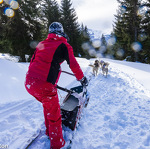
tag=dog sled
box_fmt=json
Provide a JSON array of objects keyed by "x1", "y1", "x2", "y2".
[
  {"x1": 56, "y1": 71, "x2": 90, "y2": 130},
  {"x1": 57, "y1": 83, "x2": 89, "y2": 130}
]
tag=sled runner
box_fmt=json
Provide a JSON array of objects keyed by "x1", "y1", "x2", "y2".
[
  {"x1": 23, "y1": 128, "x2": 42, "y2": 149},
  {"x1": 24, "y1": 123, "x2": 50, "y2": 149}
]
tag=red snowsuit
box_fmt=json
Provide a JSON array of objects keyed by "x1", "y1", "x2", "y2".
[{"x1": 25, "y1": 33, "x2": 84, "y2": 149}]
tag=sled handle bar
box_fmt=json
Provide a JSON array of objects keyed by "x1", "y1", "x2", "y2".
[
  {"x1": 61, "y1": 71, "x2": 75, "y2": 76},
  {"x1": 56, "y1": 85, "x2": 75, "y2": 93}
]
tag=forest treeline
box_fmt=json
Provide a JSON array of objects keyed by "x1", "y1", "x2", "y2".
[
  {"x1": 0, "y1": 0, "x2": 150, "y2": 63},
  {"x1": 112, "y1": 0, "x2": 150, "y2": 63},
  {"x1": 0, "y1": 0, "x2": 91, "y2": 61}
]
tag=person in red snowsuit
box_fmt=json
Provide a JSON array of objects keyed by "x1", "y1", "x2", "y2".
[{"x1": 25, "y1": 22, "x2": 88, "y2": 149}]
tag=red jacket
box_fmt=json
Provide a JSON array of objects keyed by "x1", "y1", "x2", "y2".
[{"x1": 26, "y1": 33, "x2": 84, "y2": 85}]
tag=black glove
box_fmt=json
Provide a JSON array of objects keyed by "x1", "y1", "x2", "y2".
[{"x1": 80, "y1": 76, "x2": 88, "y2": 87}]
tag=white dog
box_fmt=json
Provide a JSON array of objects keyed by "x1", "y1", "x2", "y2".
[
  {"x1": 101, "y1": 62, "x2": 109, "y2": 77},
  {"x1": 99, "y1": 60, "x2": 105, "y2": 68}
]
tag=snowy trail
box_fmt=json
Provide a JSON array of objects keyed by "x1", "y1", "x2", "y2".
[
  {"x1": 71, "y1": 64, "x2": 150, "y2": 149},
  {"x1": 22, "y1": 60, "x2": 150, "y2": 149},
  {"x1": 0, "y1": 58, "x2": 150, "y2": 149}
]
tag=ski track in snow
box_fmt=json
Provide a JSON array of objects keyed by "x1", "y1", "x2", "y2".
[
  {"x1": 0, "y1": 99, "x2": 44, "y2": 149},
  {"x1": 0, "y1": 100, "x2": 34, "y2": 118},
  {"x1": 0, "y1": 59, "x2": 150, "y2": 149}
]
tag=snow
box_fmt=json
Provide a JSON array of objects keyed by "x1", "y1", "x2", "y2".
[{"x1": 0, "y1": 53, "x2": 150, "y2": 149}]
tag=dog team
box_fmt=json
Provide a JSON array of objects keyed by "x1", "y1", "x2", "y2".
[{"x1": 89, "y1": 59, "x2": 110, "y2": 77}]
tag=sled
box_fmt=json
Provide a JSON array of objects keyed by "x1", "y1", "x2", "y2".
[{"x1": 58, "y1": 85, "x2": 90, "y2": 131}]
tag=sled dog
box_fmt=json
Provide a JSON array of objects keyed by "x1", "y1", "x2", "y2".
[
  {"x1": 89, "y1": 60, "x2": 100, "y2": 76},
  {"x1": 99, "y1": 60, "x2": 105, "y2": 68},
  {"x1": 101, "y1": 62, "x2": 109, "y2": 77}
]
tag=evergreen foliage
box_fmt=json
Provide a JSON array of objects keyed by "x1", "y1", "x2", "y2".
[
  {"x1": 1, "y1": 0, "x2": 150, "y2": 63},
  {"x1": 100, "y1": 34, "x2": 107, "y2": 57},
  {"x1": 113, "y1": 0, "x2": 141, "y2": 61},
  {"x1": 40, "y1": 0, "x2": 61, "y2": 33},
  {"x1": 0, "y1": 0, "x2": 91, "y2": 61},
  {"x1": 60, "y1": 0, "x2": 81, "y2": 56},
  {"x1": 0, "y1": 0, "x2": 43, "y2": 61},
  {"x1": 80, "y1": 24, "x2": 91, "y2": 58},
  {"x1": 113, "y1": 0, "x2": 150, "y2": 63},
  {"x1": 0, "y1": 2, "x2": 12, "y2": 53},
  {"x1": 140, "y1": 0, "x2": 150, "y2": 63}
]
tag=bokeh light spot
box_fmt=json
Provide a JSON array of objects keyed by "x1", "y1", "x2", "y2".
[
  {"x1": 4, "y1": 8, "x2": 15, "y2": 17},
  {"x1": 4, "y1": 0, "x2": 9, "y2": 5},
  {"x1": 10, "y1": 0, "x2": 19, "y2": 10},
  {"x1": 96, "y1": 51, "x2": 103, "y2": 58},
  {"x1": 92, "y1": 39, "x2": 101, "y2": 48},
  {"x1": 107, "y1": 36, "x2": 116, "y2": 46},
  {"x1": 131, "y1": 42, "x2": 142, "y2": 52},
  {"x1": 117, "y1": 48, "x2": 124, "y2": 57},
  {"x1": 0, "y1": 0, "x2": 3, "y2": 4},
  {"x1": 36, "y1": 43, "x2": 44, "y2": 50},
  {"x1": 88, "y1": 48, "x2": 96, "y2": 57},
  {"x1": 81, "y1": 42, "x2": 90, "y2": 51},
  {"x1": 99, "y1": 45, "x2": 106, "y2": 54},
  {"x1": 30, "y1": 41, "x2": 38, "y2": 49}
]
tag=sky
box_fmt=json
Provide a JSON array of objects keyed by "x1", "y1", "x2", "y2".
[{"x1": 57, "y1": 0, "x2": 119, "y2": 34}]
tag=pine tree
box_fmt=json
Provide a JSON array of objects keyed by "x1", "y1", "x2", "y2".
[
  {"x1": 113, "y1": 0, "x2": 142, "y2": 62},
  {"x1": 40, "y1": 0, "x2": 61, "y2": 33},
  {"x1": 60, "y1": 0, "x2": 81, "y2": 56},
  {"x1": 1, "y1": 0, "x2": 43, "y2": 61},
  {"x1": 100, "y1": 34, "x2": 107, "y2": 57},
  {"x1": 1, "y1": 0, "x2": 92, "y2": 60},
  {"x1": 79, "y1": 24, "x2": 91, "y2": 58},
  {"x1": 140, "y1": 0, "x2": 150, "y2": 63},
  {"x1": 101, "y1": 34, "x2": 107, "y2": 46},
  {"x1": 0, "y1": 2, "x2": 12, "y2": 53}
]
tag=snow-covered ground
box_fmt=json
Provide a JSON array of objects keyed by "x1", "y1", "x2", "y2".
[{"x1": 0, "y1": 53, "x2": 150, "y2": 149}]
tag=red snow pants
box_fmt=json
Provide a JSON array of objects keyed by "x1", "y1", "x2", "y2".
[{"x1": 25, "y1": 76, "x2": 65, "y2": 149}]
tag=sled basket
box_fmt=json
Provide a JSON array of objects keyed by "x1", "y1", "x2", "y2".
[{"x1": 61, "y1": 86, "x2": 83, "y2": 130}]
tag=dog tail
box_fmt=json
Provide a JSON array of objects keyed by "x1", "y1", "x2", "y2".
[{"x1": 89, "y1": 64, "x2": 94, "y2": 68}]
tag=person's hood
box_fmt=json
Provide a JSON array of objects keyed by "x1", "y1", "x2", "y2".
[{"x1": 46, "y1": 33, "x2": 68, "y2": 42}]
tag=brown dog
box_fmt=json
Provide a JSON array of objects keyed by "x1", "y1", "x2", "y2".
[{"x1": 89, "y1": 60, "x2": 100, "y2": 76}]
